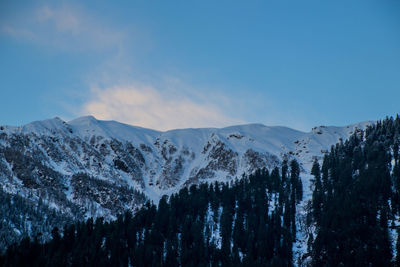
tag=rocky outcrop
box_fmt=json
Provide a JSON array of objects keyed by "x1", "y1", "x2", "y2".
[{"x1": 0, "y1": 116, "x2": 371, "y2": 249}]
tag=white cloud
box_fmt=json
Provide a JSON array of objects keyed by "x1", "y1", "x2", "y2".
[
  {"x1": 1, "y1": 25, "x2": 37, "y2": 40},
  {"x1": 1, "y1": 4, "x2": 124, "y2": 51},
  {"x1": 1, "y1": 3, "x2": 243, "y2": 130},
  {"x1": 3, "y1": 3, "x2": 309, "y2": 131},
  {"x1": 82, "y1": 84, "x2": 243, "y2": 131}
]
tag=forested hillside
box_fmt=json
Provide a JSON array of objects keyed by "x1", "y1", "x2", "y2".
[
  {"x1": 0, "y1": 160, "x2": 303, "y2": 266},
  {"x1": 3, "y1": 115, "x2": 400, "y2": 266},
  {"x1": 0, "y1": 188, "x2": 76, "y2": 250},
  {"x1": 0, "y1": 116, "x2": 364, "y2": 252},
  {"x1": 306, "y1": 115, "x2": 400, "y2": 266}
]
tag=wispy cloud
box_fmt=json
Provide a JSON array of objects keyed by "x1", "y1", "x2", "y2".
[
  {"x1": 82, "y1": 83, "x2": 243, "y2": 130},
  {"x1": 2, "y1": 3, "x2": 243, "y2": 131},
  {"x1": 1, "y1": 4, "x2": 124, "y2": 51},
  {"x1": 2, "y1": 3, "x2": 298, "y2": 131}
]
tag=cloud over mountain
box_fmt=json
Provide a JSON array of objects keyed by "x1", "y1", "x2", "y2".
[{"x1": 82, "y1": 84, "x2": 242, "y2": 131}]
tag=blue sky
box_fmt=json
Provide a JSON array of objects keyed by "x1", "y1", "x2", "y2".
[{"x1": 1, "y1": 1, "x2": 399, "y2": 131}]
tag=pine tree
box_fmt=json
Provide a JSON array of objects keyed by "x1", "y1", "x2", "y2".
[{"x1": 311, "y1": 159, "x2": 322, "y2": 225}]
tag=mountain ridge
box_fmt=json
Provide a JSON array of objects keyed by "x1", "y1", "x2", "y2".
[
  {"x1": 0, "y1": 115, "x2": 373, "y2": 196},
  {"x1": 0, "y1": 115, "x2": 372, "y2": 250}
]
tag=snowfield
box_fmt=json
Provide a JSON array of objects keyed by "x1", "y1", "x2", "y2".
[
  {"x1": 0, "y1": 116, "x2": 372, "y2": 257},
  {"x1": 0, "y1": 116, "x2": 371, "y2": 209}
]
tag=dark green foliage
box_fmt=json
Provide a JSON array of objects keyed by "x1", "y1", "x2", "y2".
[
  {"x1": 309, "y1": 116, "x2": 400, "y2": 266},
  {"x1": 311, "y1": 160, "x2": 323, "y2": 226},
  {"x1": 6, "y1": 115, "x2": 400, "y2": 266},
  {"x1": 0, "y1": 187, "x2": 75, "y2": 252},
  {"x1": 0, "y1": 163, "x2": 302, "y2": 266}
]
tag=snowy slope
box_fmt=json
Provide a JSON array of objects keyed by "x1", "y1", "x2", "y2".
[{"x1": 0, "y1": 116, "x2": 371, "y2": 219}]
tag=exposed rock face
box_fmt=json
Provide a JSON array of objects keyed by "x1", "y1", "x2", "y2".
[
  {"x1": 0, "y1": 116, "x2": 371, "y2": 249},
  {"x1": 242, "y1": 149, "x2": 280, "y2": 172}
]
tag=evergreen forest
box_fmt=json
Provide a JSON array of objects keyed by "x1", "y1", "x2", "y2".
[
  {"x1": 3, "y1": 115, "x2": 400, "y2": 266},
  {"x1": 0, "y1": 160, "x2": 302, "y2": 266},
  {"x1": 306, "y1": 115, "x2": 400, "y2": 266}
]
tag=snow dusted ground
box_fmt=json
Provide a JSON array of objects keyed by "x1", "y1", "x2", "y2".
[
  {"x1": 67, "y1": 117, "x2": 370, "y2": 186},
  {"x1": 0, "y1": 115, "x2": 372, "y2": 209},
  {"x1": 0, "y1": 116, "x2": 372, "y2": 261}
]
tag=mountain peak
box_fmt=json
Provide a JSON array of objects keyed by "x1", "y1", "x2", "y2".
[
  {"x1": 68, "y1": 115, "x2": 98, "y2": 125},
  {"x1": 0, "y1": 115, "x2": 375, "y2": 224},
  {"x1": 20, "y1": 116, "x2": 70, "y2": 135}
]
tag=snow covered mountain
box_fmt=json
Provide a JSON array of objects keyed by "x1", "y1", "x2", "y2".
[
  {"x1": 0, "y1": 115, "x2": 373, "y2": 249},
  {"x1": 0, "y1": 116, "x2": 371, "y2": 220}
]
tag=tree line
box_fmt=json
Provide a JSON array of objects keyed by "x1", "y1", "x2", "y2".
[
  {"x1": 0, "y1": 160, "x2": 303, "y2": 266},
  {"x1": 307, "y1": 115, "x2": 400, "y2": 266},
  {"x1": 4, "y1": 115, "x2": 400, "y2": 266}
]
